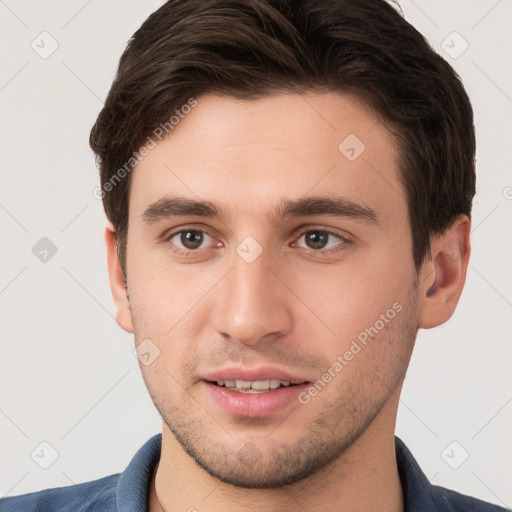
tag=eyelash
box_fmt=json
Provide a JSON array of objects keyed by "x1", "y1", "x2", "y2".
[
  {"x1": 164, "y1": 228, "x2": 220, "y2": 258},
  {"x1": 290, "y1": 227, "x2": 348, "y2": 256},
  {"x1": 163, "y1": 226, "x2": 349, "y2": 258}
]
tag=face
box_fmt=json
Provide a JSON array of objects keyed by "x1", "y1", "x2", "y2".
[{"x1": 122, "y1": 92, "x2": 420, "y2": 487}]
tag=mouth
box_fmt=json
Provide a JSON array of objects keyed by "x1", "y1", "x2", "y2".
[
  {"x1": 207, "y1": 379, "x2": 301, "y2": 393},
  {"x1": 202, "y1": 371, "x2": 310, "y2": 418},
  {"x1": 202, "y1": 367, "x2": 311, "y2": 417}
]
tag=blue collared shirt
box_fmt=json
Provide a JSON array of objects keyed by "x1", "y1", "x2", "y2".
[{"x1": 1, "y1": 435, "x2": 509, "y2": 511}]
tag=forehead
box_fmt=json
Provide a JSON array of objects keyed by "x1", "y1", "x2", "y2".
[{"x1": 129, "y1": 91, "x2": 405, "y2": 225}]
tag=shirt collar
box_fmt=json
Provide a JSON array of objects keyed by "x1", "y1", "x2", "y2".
[
  {"x1": 116, "y1": 434, "x2": 162, "y2": 511},
  {"x1": 395, "y1": 436, "x2": 441, "y2": 511}
]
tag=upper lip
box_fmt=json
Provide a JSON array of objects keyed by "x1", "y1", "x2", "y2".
[{"x1": 203, "y1": 367, "x2": 309, "y2": 384}]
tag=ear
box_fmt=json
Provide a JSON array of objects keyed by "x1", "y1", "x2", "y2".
[
  {"x1": 418, "y1": 215, "x2": 471, "y2": 329},
  {"x1": 105, "y1": 223, "x2": 134, "y2": 333}
]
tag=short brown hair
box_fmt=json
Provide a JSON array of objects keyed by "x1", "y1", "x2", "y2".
[{"x1": 90, "y1": 0, "x2": 475, "y2": 278}]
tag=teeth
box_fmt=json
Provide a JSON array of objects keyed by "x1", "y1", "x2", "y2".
[
  {"x1": 215, "y1": 379, "x2": 293, "y2": 391},
  {"x1": 251, "y1": 380, "x2": 270, "y2": 390},
  {"x1": 269, "y1": 379, "x2": 280, "y2": 389},
  {"x1": 236, "y1": 380, "x2": 252, "y2": 390}
]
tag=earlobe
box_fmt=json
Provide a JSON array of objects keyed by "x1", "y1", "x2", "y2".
[
  {"x1": 418, "y1": 215, "x2": 471, "y2": 329},
  {"x1": 105, "y1": 225, "x2": 134, "y2": 334}
]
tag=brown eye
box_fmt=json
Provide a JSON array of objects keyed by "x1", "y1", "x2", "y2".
[
  {"x1": 167, "y1": 229, "x2": 214, "y2": 252},
  {"x1": 304, "y1": 231, "x2": 329, "y2": 250},
  {"x1": 296, "y1": 230, "x2": 345, "y2": 252},
  {"x1": 294, "y1": 229, "x2": 348, "y2": 255},
  {"x1": 180, "y1": 230, "x2": 204, "y2": 249}
]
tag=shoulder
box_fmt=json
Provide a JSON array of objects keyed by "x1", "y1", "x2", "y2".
[
  {"x1": 431, "y1": 483, "x2": 510, "y2": 511},
  {"x1": 0, "y1": 473, "x2": 120, "y2": 512},
  {"x1": 394, "y1": 436, "x2": 510, "y2": 512},
  {"x1": 0, "y1": 434, "x2": 162, "y2": 512}
]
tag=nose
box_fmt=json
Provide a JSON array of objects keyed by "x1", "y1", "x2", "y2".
[{"x1": 211, "y1": 246, "x2": 293, "y2": 346}]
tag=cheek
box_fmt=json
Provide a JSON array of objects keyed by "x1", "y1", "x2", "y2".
[
  {"x1": 128, "y1": 270, "x2": 217, "y2": 383},
  {"x1": 289, "y1": 255, "x2": 412, "y2": 346},
  {"x1": 127, "y1": 257, "x2": 219, "y2": 332}
]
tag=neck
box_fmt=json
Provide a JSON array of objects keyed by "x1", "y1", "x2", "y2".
[{"x1": 150, "y1": 401, "x2": 403, "y2": 512}]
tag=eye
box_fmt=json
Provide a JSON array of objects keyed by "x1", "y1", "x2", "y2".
[
  {"x1": 166, "y1": 229, "x2": 217, "y2": 254},
  {"x1": 294, "y1": 229, "x2": 346, "y2": 253}
]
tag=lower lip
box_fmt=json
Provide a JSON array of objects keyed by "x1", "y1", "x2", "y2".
[{"x1": 203, "y1": 381, "x2": 308, "y2": 418}]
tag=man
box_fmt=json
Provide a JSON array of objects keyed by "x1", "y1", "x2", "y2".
[{"x1": 1, "y1": 0, "x2": 508, "y2": 511}]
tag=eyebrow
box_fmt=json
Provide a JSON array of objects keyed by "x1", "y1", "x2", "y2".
[{"x1": 142, "y1": 195, "x2": 378, "y2": 225}]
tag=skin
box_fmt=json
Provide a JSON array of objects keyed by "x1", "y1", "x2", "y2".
[{"x1": 105, "y1": 92, "x2": 471, "y2": 512}]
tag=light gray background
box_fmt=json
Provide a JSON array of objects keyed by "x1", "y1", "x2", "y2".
[{"x1": 1, "y1": 0, "x2": 511, "y2": 507}]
